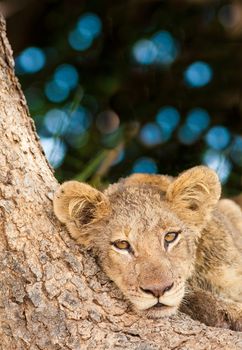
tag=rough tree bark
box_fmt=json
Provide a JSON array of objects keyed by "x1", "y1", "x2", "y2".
[{"x1": 0, "y1": 16, "x2": 242, "y2": 350}]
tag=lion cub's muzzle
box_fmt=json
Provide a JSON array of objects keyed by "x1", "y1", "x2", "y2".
[{"x1": 132, "y1": 275, "x2": 185, "y2": 317}]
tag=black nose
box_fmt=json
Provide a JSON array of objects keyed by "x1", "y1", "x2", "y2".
[{"x1": 140, "y1": 282, "x2": 174, "y2": 298}]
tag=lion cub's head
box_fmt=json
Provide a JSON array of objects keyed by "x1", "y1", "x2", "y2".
[{"x1": 53, "y1": 166, "x2": 221, "y2": 318}]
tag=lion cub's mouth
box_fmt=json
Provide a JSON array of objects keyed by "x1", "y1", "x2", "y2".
[
  {"x1": 152, "y1": 302, "x2": 169, "y2": 308},
  {"x1": 144, "y1": 302, "x2": 178, "y2": 318}
]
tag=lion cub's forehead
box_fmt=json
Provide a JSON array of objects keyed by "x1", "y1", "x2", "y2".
[
  {"x1": 105, "y1": 184, "x2": 165, "y2": 207},
  {"x1": 104, "y1": 184, "x2": 180, "y2": 236},
  {"x1": 106, "y1": 185, "x2": 164, "y2": 216}
]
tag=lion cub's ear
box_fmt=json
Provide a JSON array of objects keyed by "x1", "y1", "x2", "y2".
[
  {"x1": 166, "y1": 166, "x2": 221, "y2": 227},
  {"x1": 53, "y1": 181, "x2": 110, "y2": 246}
]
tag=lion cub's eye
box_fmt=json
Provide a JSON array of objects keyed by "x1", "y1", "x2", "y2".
[
  {"x1": 112, "y1": 240, "x2": 130, "y2": 251},
  {"x1": 164, "y1": 231, "x2": 180, "y2": 247}
]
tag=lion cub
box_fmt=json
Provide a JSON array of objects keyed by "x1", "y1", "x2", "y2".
[{"x1": 53, "y1": 166, "x2": 242, "y2": 330}]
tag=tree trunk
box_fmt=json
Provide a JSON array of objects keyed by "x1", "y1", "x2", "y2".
[{"x1": 0, "y1": 16, "x2": 241, "y2": 350}]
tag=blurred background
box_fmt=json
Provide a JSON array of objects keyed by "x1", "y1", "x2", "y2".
[{"x1": 2, "y1": 0, "x2": 242, "y2": 194}]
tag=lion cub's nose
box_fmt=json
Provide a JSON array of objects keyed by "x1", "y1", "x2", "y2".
[{"x1": 140, "y1": 282, "x2": 174, "y2": 298}]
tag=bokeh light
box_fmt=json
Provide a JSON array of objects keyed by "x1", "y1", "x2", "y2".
[
  {"x1": 218, "y1": 4, "x2": 241, "y2": 29},
  {"x1": 43, "y1": 106, "x2": 92, "y2": 138},
  {"x1": 132, "y1": 157, "x2": 158, "y2": 173},
  {"x1": 186, "y1": 108, "x2": 210, "y2": 133},
  {"x1": 178, "y1": 108, "x2": 210, "y2": 145},
  {"x1": 77, "y1": 13, "x2": 102, "y2": 39},
  {"x1": 230, "y1": 136, "x2": 242, "y2": 166},
  {"x1": 69, "y1": 12, "x2": 102, "y2": 51},
  {"x1": 44, "y1": 109, "x2": 69, "y2": 135},
  {"x1": 205, "y1": 126, "x2": 231, "y2": 150},
  {"x1": 139, "y1": 123, "x2": 163, "y2": 146},
  {"x1": 12, "y1": 1, "x2": 242, "y2": 193},
  {"x1": 151, "y1": 31, "x2": 178, "y2": 65},
  {"x1": 66, "y1": 106, "x2": 92, "y2": 134},
  {"x1": 96, "y1": 110, "x2": 120, "y2": 134},
  {"x1": 54, "y1": 64, "x2": 79, "y2": 90},
  {"x1": 203, "y1": 149, "x2": 232, "y2": 183},
  {"x1": 45, "y1": 80, "x2": 70, "y2": 103},
  {"x1": 184, "y1": 61, "x2": 213, "y2": 87},
  {"x1": 16, "y1": 47, "x2": 46, "y2": 74},
  {"x1": 156, "y1": 106, "x2": 180, "y2": 133},
  {"x1": 69, "y1": 29, "x2": 93, "y2": 51},
  {"x1": 132, "y1": 39, "x2": 157, "y2": 65},
  {"x1": 178, "y1": 124, "x2": 200, "y2": 145},
  {"x1": 40, "y1": 137, "x2": 67, "y2": 168}
]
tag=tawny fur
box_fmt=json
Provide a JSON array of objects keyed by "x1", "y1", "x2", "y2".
[{"x1": 53, "y1": 166, "x2": 242, "y2": 331}]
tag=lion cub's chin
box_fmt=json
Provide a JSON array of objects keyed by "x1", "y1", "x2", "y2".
[{"x1": 138, "y1": 305, "x2": 179, "y2": 319}]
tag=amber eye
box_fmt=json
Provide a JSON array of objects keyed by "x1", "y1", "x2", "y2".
[
  {"x1": 164, "y1": 232, "x2": 180, "y2": 245},
  {"x1": 112, "y1": 240, "x2": 131, "y2": 251}
]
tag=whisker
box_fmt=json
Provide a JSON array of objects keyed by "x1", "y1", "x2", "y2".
[{"x1": 180, "y1": 298, "x2": 189, "y2": 307}]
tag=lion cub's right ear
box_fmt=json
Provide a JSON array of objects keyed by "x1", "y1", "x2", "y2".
[{"x1": 53, "y1": 181, "x2": 111, "y2": 246}]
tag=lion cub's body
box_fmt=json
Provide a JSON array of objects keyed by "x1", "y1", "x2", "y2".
[
  {"x1": 53, "y1": 167, "x2": 242, "y2": 330},
  {"x1": 194, "y1": 202, "x2": 242, "y2": 303}
]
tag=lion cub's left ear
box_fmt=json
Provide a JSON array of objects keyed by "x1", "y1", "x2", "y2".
[
  {"x1": 53, "y1": 181, "x2": 111, "y2": 246},
  {"x1": 166, "y1": 166, "x2": 221, "y2": 227}
]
